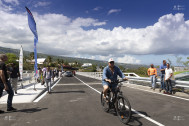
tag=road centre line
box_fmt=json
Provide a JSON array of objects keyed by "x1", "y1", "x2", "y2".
[
  {"x1": 74, "y1": 76, "x2": 101, "y2": 94},
  {"x1": 74, "y1": 76, "x2": 165, "y2": 126},
  {"x1": 125, "y1": 84, "x2": 189, "y2": 101},
  {"x1": 57, "y1": 83, "x2": 102, "y2": 86}
]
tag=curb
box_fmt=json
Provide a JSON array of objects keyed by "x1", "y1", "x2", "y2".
[
  {"x1": 32, "y1": 77, "x2": 61, "y2": 102},
  {"x1": 1, "y1": 81, "x2": 37, "y2": 97}
]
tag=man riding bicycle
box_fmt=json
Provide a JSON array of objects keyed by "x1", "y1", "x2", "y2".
[{"x1": 102, "y1": 58, "x2": 128, "y2": 100}]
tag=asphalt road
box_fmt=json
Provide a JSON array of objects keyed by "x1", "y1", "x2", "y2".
[{"x1": 0, "y1": 75, "x2": 189, "y2": 126}]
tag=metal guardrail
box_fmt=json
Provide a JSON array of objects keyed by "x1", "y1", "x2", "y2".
[{"x1": 77, "y1": 72, "x2": 189, "y2": 92}]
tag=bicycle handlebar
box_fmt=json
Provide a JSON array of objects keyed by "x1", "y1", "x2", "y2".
[{"x1": 105, "y1": 79, "x2": 127, "y2": 84}]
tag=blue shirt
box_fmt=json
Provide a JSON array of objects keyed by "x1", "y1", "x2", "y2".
[
  {"x1": 102, "y1": 66, "x2": 125, "y2": 84},
  {"x1": 160, "y1": 64, "x2": 167, "y2": 74}
]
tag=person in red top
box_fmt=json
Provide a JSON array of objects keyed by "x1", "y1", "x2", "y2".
[{"x1": 147, "y1": 64, "x2": 157, "y2": 90}]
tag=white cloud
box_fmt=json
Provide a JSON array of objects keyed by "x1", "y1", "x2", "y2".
[
  {"x1": 71, "y1": 17, "x2": 106, "y2": 27},
  {"x1": 34, "y1": 1, "x2": 51, "y2": 7},
  {"x1": 3, "y1": 0, "x2": 19, "y2": 5},
  {"x1": 117, "y1": 55, "x2": 141, "y2": 64},
  {"x1": 0, "y1": 0, "x2": 13, "y2": 11},
  {"x1": 93, "y1": 7, "x2": 102, "y2": 11},
  {"x1": 0, "y1": 2, "x2": 189, "y2": 64},
  {"x1": 108, "y1": 9, "x2": 121, "y2": 15}
]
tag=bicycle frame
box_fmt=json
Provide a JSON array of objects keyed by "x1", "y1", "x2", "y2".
[
  {"x1": 101, "y1": 80, "x2": 131, "y2": 124},
  {"x1": 107, "y1": 82, "x2": 124, "y2": 108}
]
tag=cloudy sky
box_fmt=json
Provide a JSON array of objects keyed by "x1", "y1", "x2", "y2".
[{"x1": 0, "y1": 0, "x2": 189, "y2": 65}]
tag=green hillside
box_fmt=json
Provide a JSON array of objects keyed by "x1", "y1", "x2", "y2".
[{"x1": 0, "y1": 46, "x2": 147, "y2": 69}]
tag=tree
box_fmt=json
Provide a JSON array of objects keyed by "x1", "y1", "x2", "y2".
[
  {"x1": 167, "y1": 58, "x2": 172, "y2": 66},
  {"x1": 176, "y1": 56, "x2": 183, "y2": 66},
  {"x1": 64, "y1": 61, "x2": 69, "y2": 65},
  {"x1": 47, "y1": 56, "x2": 52, "y2": 64},
  {"x1": 60, "y1": 59, "x2": 64, "y2": 64},
  {"x1": 92, "y1": 65, "x2": 97, "y2": 72},
  {"x1": 6, "y1": 53, "x2": 18, "y2": 65},
  {"x1": 56, "y1": 58, "x2": 60, "y2": 65},
  {"x1": 29, "y1": 52, "x2": 34, "y2": 61},
  {"x1": 119, "y1": 65, "x2": 125, "y2": 71},
  {"x1": 182, "y1": 57, "x2": 189, "y2": 67},
  {"x1": 23, "y1": 55, "x2": 28, "y2": 63}
]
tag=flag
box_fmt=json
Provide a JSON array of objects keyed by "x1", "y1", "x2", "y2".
[
  {"x1": 34, "y1": 42, "x2": 38, "y2": 77},
  {"x1": 25, "y1": 6, "x2": 38, "y2": 41},
  {"x1": 25, "y1": 6, "x2": 38, "y2": 78}
]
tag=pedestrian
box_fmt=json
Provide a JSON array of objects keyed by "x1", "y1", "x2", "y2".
[
  {"x1": 42, "y1": 67, "x2": 47, "y2": 85},
  {"x1": 0, "y1": 54, "x2": 17, "y2": 113},
  {"x1": 54, "y1": 68, "x2": 58, "y2": 78},
  {"x1": 43, "y1": 66, "x2": 53, "y2": 94},
  {"x1": 147, "y1": 64, "x2": 157, "y2": 90},
  {"x1": 164, "y1": 63, "x2": 173, "y2": 95},
  {"x1": 58, "y1": 68, "x2": 62, "y2": 78},
  {"x1": 10, "y1": 63, "x2": 20, "y2": 94},
  {"x1": 73, "y1": 71, "x2": 76, "y2": 76},
  {"x1": 159, "y1": 60, "x2": 167, "y2": 92},
  {"x1": 38, "y1": 67, "x2": 44, "y2": 85}
]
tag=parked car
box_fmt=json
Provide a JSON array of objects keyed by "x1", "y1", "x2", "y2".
[{"x1": 64, "y1": 71, "x2": 73, "y2": 77}]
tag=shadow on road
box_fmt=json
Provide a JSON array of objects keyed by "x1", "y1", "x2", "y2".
[
  {"x1": 15, "y1": 107, "x2": 48, "y2": 113},
  {"x1": 127, "y1": 111, "x2": 150, "y2": 126},
  {"x1": 51, "y1": 91, "x2": 85, "y2": 94}
]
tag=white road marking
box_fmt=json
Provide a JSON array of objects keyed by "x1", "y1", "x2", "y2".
[
  {"x1": 74, "y1": 76, "x2": 101, "y2": 94},
  {"x1": 57, "y1": 83, "x2": 102, "y2": 86},
  {"x1": 74, "y1": 76, "x2": 165, "y2": 126},
  {"x1": 33, "y1": 78, "x2": 61, "y2": 102},
  {"x1": 69, "y1": 100, "x2": 78, "y2": 102}
]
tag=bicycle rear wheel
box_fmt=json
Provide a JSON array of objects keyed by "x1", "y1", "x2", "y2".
[
  {"x1": 100, "y1": 91, "x2": 109, "y2": 112},
  {"x1": 115, "y1": 95, "x2": 131, "y2": 124}
]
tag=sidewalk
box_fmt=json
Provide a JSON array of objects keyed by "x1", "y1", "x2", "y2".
[{"x1": 0, "y1": 77, "x2": 60, "y2": 104}]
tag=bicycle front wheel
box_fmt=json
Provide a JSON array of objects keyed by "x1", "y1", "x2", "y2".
[{"x1": 115, "y1": 95, "x2": 131, "y2": 124}]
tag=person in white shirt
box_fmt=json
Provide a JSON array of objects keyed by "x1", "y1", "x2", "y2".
[
  {"x1": 43, "y1": 66, "x2": 53, "y2": 94},
  {"x1": 164, "y1": 63, "x2": 173, "y2": 94}
]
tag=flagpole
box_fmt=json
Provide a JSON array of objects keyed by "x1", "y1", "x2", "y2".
[
  {"x1": 34, "y1": 39, "x2": 38, "y2": 90},
  {"x1": 25, "y1": 6, "x2": 39, "y2": 91}
]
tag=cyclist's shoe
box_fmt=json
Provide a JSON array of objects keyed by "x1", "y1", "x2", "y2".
[{"x1": 103, "y1": 96, "x2": 109, "y2": 103}]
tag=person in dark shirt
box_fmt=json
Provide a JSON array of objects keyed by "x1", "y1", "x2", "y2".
[
  {"x1": 159, "y1": 60, "x2": 167, "y2": 92},
  {"x1": 10, "y1": 63, "x2": 20, "y2": 94},
  {"x1": 0, "y1": 54, "x2": 17, "y2": 113}
]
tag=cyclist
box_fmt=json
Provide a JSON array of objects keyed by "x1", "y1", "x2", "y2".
[{"x1": 102, "y1": 58, "x2": 128, "y2": 100}]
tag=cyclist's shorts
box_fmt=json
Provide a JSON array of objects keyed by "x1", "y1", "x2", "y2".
[{"x1": 102, "y1": 81, "x2": 117, "y2": 90}]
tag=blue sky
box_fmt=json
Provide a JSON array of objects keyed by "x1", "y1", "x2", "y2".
[
  {"x1": 23, "y1": 0, "x2": 189, "y2": 29},
  {"x1": 0, "y1": 0, "x2": 189, "y2": 65},
  {"x1": 23, "y1": 0, "x2": 189, "y2": 27}
]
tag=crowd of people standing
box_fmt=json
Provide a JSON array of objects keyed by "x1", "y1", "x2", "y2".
[
  {"x1": 147, "y1": 60, "x2": 173, "y2": 94},
  {"x1": 38, "y1": 66, "x2": 62, "y2": 94},
  {"x1": 0, "y1": 53, "x2": 64, "y2": 113}
]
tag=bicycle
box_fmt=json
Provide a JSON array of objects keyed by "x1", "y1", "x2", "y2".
[{"x1": 101, "y1": 80, "x2": 132, "y2": 124}]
